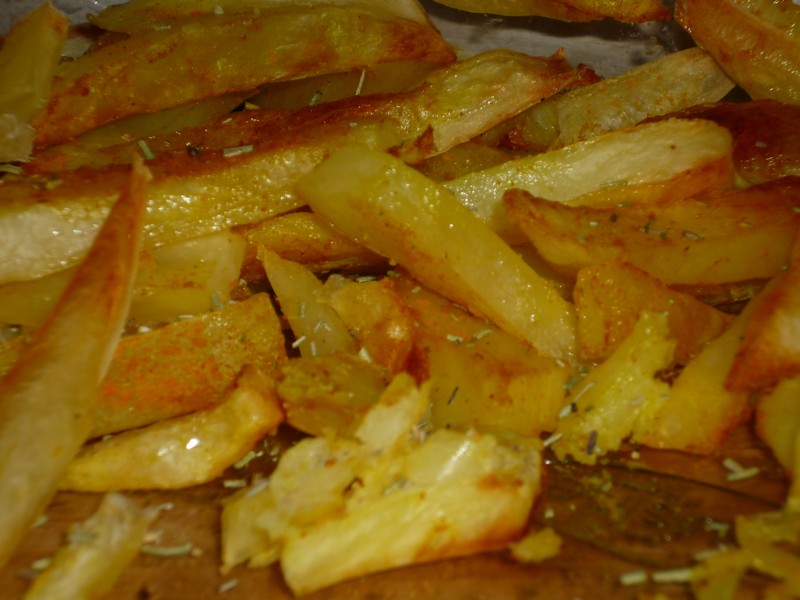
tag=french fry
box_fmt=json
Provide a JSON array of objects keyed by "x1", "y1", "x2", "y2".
[
  {"x1": 32, "y1": 4, "x2": 456, "y2": 147},
  {"x1": 675, "y1": 0, "x2": 800, "y2": 104},
  {"x1": 444, "y1": 118, "x2": 735, "y2": 243},
  {"x1": 322, "y1": 275, "x2": 415, "y2": 374},
  {"x1": 507, "y1": 48, "x2": 734, "y2": 152},
  {"x1": 726, "y1": 233, "x2": 800, "y2": 393},
  {"x1": 93, "y1": 292, "x2": 286, "y2": 436},
  {"x1": 504, "y1": 177, "x2": 800, "y2": 286},
  {"x1": 551, "y1": 311, "x2": 675, "y2": 465},
  {"x1": 90, "y1": 0, "x2": 436, "y2": 33},
  {"x1": 276, "y1": 353, "x2": 390, "y2": 437},
  {"x1": 634, "y1": 290, "x2": 763, "y2": 454},
  {"x1": 297, "y1": 145, "x2": 577, "y2": 359},
  {"x1": 0, "y1": 159, "x2": 148, "y2": 567},
  {"x1": 259, "y1": 250, "x2": 358, "y2": 358},
  {"x1": 755, "y1": 376, "x2": 800, "y2": 474},
  {"x1": 22, "y1": 494, "x2": 157, "y2": 600},
  {"x1": 0, "y1": 230, "x2": 246, "y2": 329},
  {"x1": 574, "y1": 260, "x2": 732, "y2": 364},
  {"x1": 238, "y1": 212, "x2": 386, "y2": 283},
  {"x1": 428, "y1": 0, "x2": 670, "y2": 22},
  {"x1": 0, "y1": 1, "x2": 67, "y2": 161},
  {"x1": 4, "y1": 49, "x2": 585, "y2": 285},
  {"x1": 61, "y1": 366, "x2": 284, "y2": 491},
  {"x1": 652, "y1": 100, "x2": 800, "y2": 185},
  {"x1": 393, "y1": 274, "x2": 571, "y2": 436}
]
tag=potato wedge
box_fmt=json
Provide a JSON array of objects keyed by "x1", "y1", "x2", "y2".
[
  {"x1": 505, "y1": 177, "x2": 800, "y2": 286},
  {"x1": 93, "y1": 293, "x2": 286, "y2": 436},
  {"x1": 4, "y1": 49, "x2": 585, "y2": 285},
  {"x1": 509, "y1": 48, "x2": 734, "y2": 152},
  {"x1": 574, "y1": 260, "x2": 732, "y2": 364},
  {"x1": 675, "y1": 0, "x2": 800, "y2": 104},
  {"x1": 32, "y1": 5, "x2": 455, "y2": 147},
  {"x1": 755, "y1": 376, "x2": 800, "y2": 474},
  {"x1": 428, "y1": 0, "x2": 670, "y2": 22},
  {"x1": 444, "y1": 118, "x2": 735, "y2": 243},
  {"x1": 552, "y1": 311, "x2": 674, "y2": 465},
  {"x1": 0, "y1": 160, "x2": 148, "y2": 567},
  {"x1": 726, "y1": 234, "x2": 800, "y2": 393},
  {"x1": 61, "y1": 366, "x2": 284, "y2": 491},
  {"x1": 298, "y1": 145, "x2": 577, "y2": 359}
]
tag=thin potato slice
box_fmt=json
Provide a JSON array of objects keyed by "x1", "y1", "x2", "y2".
[
  {"x1": 444, "y1": 119, "x2": 735, "y2": 243},
  {"x1": 0, "y1": 160, "x2": 148, "y2": 567},
  {"x1": 298, "y1": 145, "x2": 577, "y2": 359},
  {"x1": 32, "y1": 6, "x2": 455, "y2": 147},
  {"x1": 22, "y1": 494, "x2": 157, "y2": 600},
  {"x1": 94, "y1": 293, "x2": 286, "y2": 436},
  {"x1": 675, "y1": 0, "x2": 800, "y2": 104},
  {"x1": 509, "y1": 48, "x2": 734, "y2": 152},
  {"x1": 505, "y1": 178, "x2": 800, "y2": 286},
  {"x1": 61, "y1": 367, "x2": 284, "y2": 491},
  {"x1": 574, "y1": 260, "x2": 731, "y2": 364},
  {"x1": 428, "y1": 0, "x2": 670, "y2": 22},
  {"x1": 4, "y1": 49, "x2": 585, "y2": 285},
  {"x1": 551, "y1": 311, "x2": 675, "y2": 465}
]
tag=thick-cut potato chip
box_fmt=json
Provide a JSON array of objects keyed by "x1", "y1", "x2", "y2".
[
  {"x1": 505, "y1": 178, "x2": 800, "y2": 286},
  {"x1": 574, "y1": 260, "x2": 732, "y2": 364},
  {"x1": 32, "y1": 5, "x2": 455, "y2": 147},
  {"x1": 298, "y1": 145, "x2": 577, "y2": 359},
  {"x1": 508, "y1": 48, "x2": 734, "y2": 152},
  {"x1": 675, "y1": 0, "x2": 800, "y2": 104},
  {"x1": 429, "y1": 0, "x2": 670, "y2": 22}
]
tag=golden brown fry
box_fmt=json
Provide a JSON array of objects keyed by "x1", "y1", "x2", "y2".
[
  {"x1": 237, "y1": 212, "x2": 386, "y2": 282},
  {"x1": 505, "y1": 178, "x2": 800, "y2": 286},
  {"x1": 61, "y1": 366, "x2": 284, "y2": 491},
  {"x1": 756, "y1": 376, "x2": 800, "y2": 474},
  {"x1": 298, "y1": 145, "x2": 577, "y2": 359},
  {"x1": 0, "y1": 159, "x2": 148, "y2": 567},
  {"x1": 508, "y1": 48, "x2": 734, "y2": 152},
  {"x1": 393, "y1": 274, "x2": 571, "y2": 436},
  {"x1": 93, "y1": 293, "x2": 286, "y2": 436},
  {"x1": 675, "y1": 0, "x2": 800, "y2": 104},
  {"x1": 5, "y1": 49, "x2": 584, "y2": 285},
  {"x1": 32, "y1": 5, "x2": 455, "y2": 147},
  {"x1": 657, "y1": 100, "x2": 800, "y2": 185},
  {"x1": 23, "y1": 494, "x2": 157, "y2": 600},
  {"x1": 428, "y1": 0, "x2": 670, "y2": 22},
  {"x1": 726, "y1": 234, "x2": 800, "y2": 393},
  {"x1": 574, "y1": 260, "x2": 732, "y2": 364}
]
